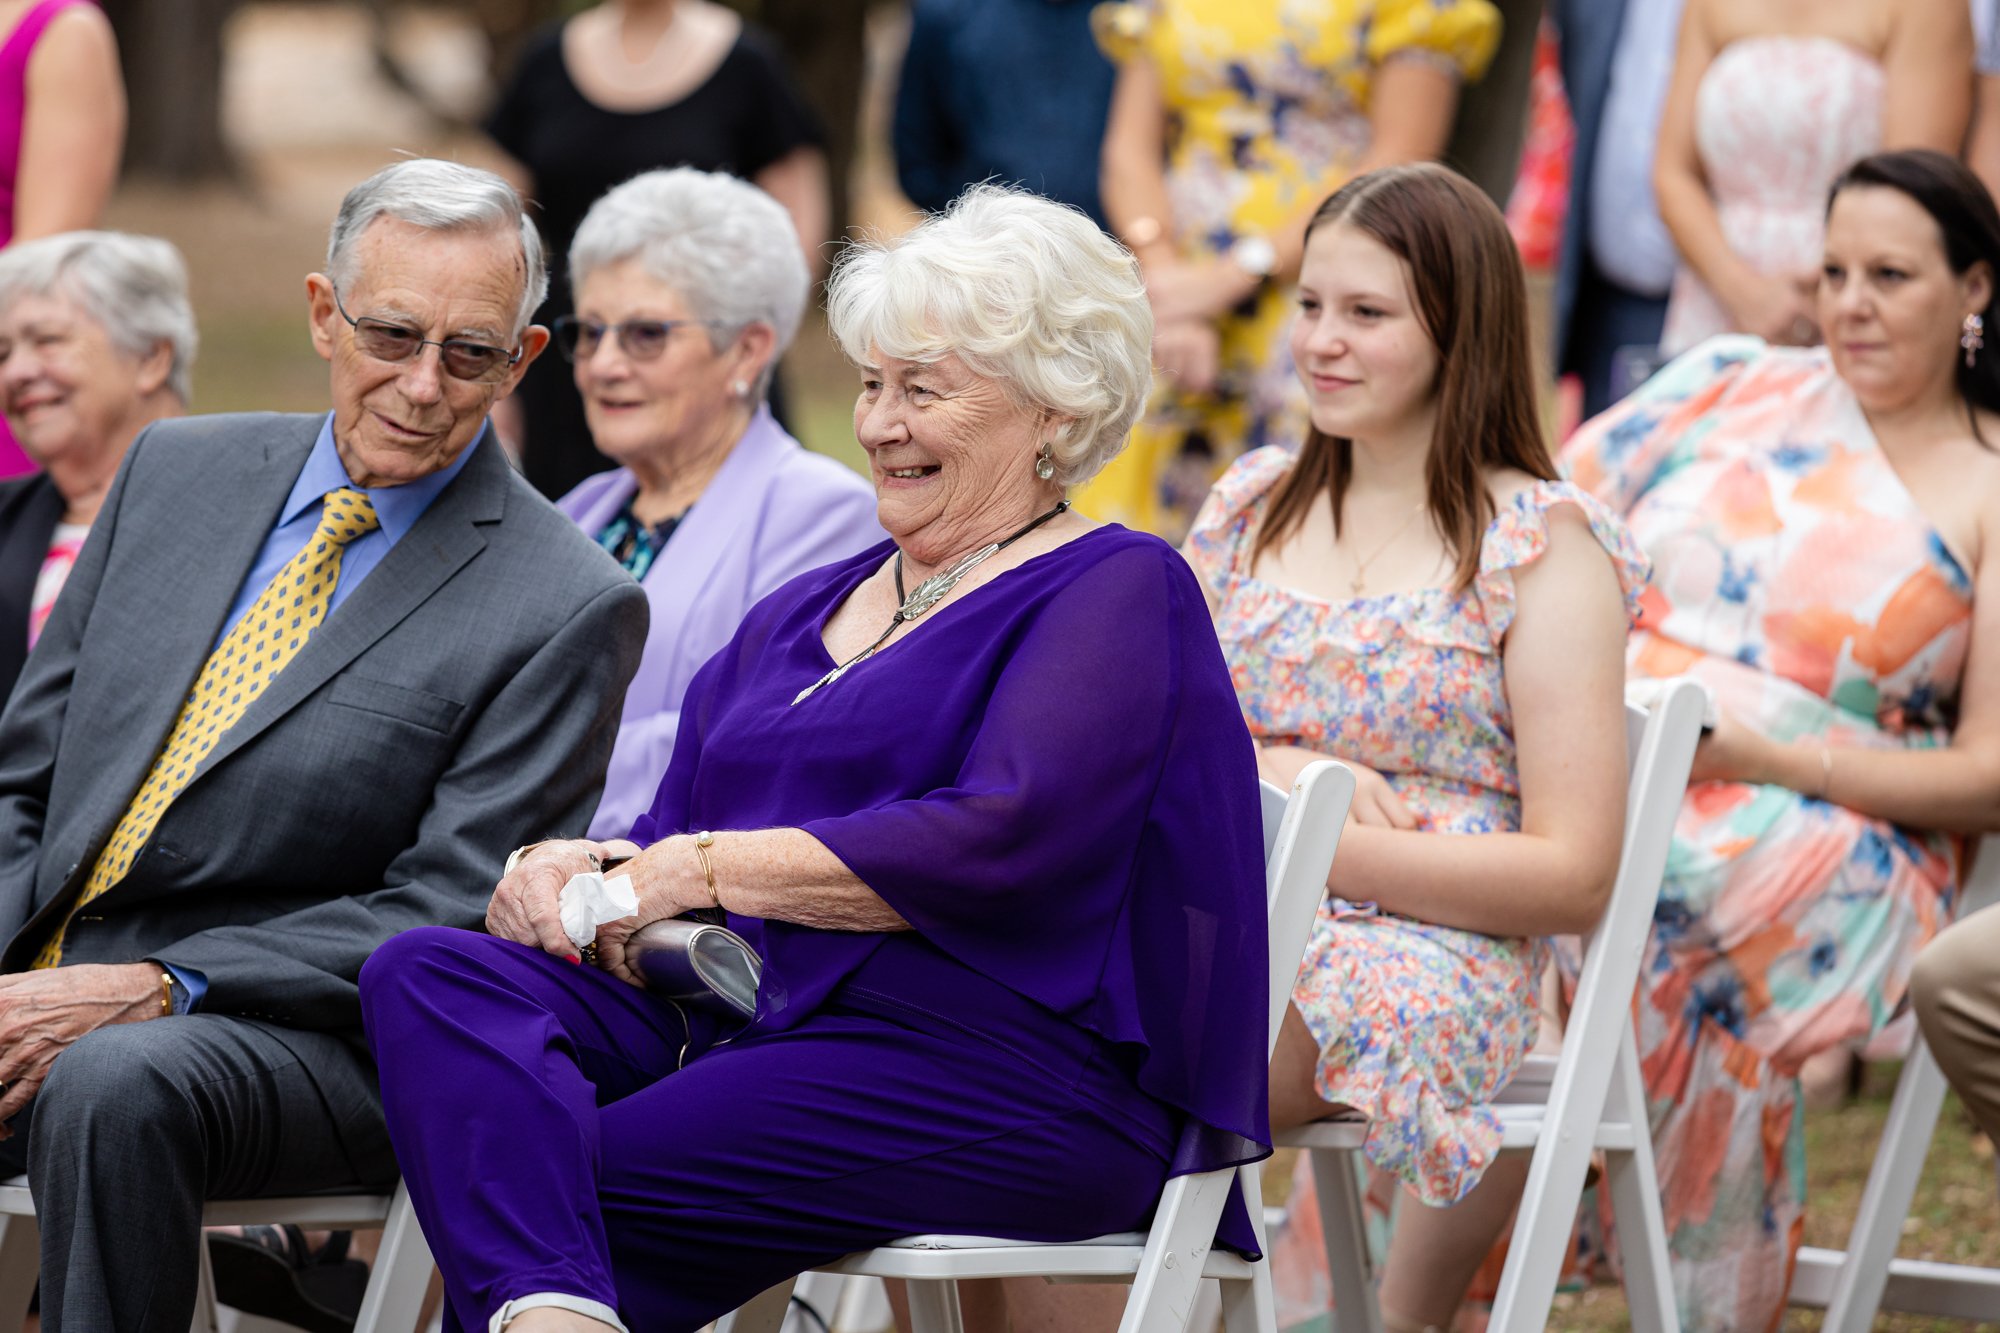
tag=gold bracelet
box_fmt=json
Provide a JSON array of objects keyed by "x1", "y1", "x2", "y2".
[
  {"x1": 1818, "y1": 745, "x2": 1835, "y2": 801},
  {"x1": 159, "y1": 968, "x2": 174, "y2": 1018},
  {"x1": 691, "y1": 831, "x2": 719, "y2": 908}
]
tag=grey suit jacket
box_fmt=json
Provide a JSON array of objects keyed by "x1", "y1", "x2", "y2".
[{"x1": 0, "y1": 412, "x2": 648, "y2": 1044}]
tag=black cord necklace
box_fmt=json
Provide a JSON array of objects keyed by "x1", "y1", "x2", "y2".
[{"x1": 792, "y1": 499, "x2": 1070, "y2": 706}]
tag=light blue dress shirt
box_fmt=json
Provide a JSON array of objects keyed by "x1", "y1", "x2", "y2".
[
  {"x1": 160, "y1": 413, "x2": 484, "y2": 1012},
  {"x1": 218, "y1": 413, "x2": 482, "y2": 641},
  {"x1": 1587, "y1": 0, "x2": 1687, "y2": 298}
]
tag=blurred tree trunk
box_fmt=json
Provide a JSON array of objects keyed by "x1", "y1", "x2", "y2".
[
  {"x1": 101, "y1": 0, "x2": 241, "y2": 181},
  {"x1": 719, "y1": 0, "x2": 872, "y2": 236}
]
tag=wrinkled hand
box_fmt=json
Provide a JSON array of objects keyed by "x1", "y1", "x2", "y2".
[
  {"x1": 1258, "y1": 745, "x2": 1416, "y2": 829},
  {"x1": 486, "y1": 840, "x2": 601, "y2": 960},
  {"x1": 0, "y1": 964, "x2": 163, "y2": 1132},
  {"x1": 592, "y1": 837, "x2": 714, "y2": 989},
  {"x1": 1154, "y1": 320, "x2": 1222, "y2": 396},
  {"x1": 1687, "y1": 709, "x2": 1775, "y2": 786},
  {"x1": 1146, "y1": 257, "x2": 1262, "y2": 326},
  {"x1": 1731, "y1": 270, "x2": 1821, "y2": 346}
]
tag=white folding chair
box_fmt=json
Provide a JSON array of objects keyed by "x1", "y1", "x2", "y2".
[
  {"x1": 1787, "y1": 835, "x2": 2000, "y2": 1327},
  {"x1": 1275, "y1": 682, "x2": 1707, "y2": 1333},
  {"x1": 0, "y1": 1176, "x2": 433, "y2": 1333},
  {"x1": 719, "y1": 760, "x2": 1359, "y2": 1333}
]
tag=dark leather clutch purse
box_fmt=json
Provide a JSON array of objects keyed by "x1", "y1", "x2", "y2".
[{"x1": 626, "y1": 910, "x2": 762, "y2": 1019}]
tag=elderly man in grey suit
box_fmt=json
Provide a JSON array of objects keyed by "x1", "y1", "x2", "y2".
[{"x1": 0, "y1": 158, "x2": 648, "y2": 1331}]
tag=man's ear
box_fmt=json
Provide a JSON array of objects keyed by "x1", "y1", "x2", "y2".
[{"x1": 305, "y1": 273, "x2": 340, "y2": 363}]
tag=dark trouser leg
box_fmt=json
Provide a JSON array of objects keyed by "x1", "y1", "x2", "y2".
[
  {"x1": 20, "y1": 1015, "x2": 390, "y2": 1333},
  {"x1": 1913, "y1": 905, "x2": 2000, "y2": 1144},
  {"x1": 1571, "y1": 267, "x2": 1670, "y2": 419}
]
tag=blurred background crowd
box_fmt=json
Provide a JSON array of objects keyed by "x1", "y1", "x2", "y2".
[{"x1": 8, "y1": 1, "x2": 2000, "y2": 1327}]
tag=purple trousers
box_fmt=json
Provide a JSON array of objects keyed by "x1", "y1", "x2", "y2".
[{"x1": 360, "y1": 928, "x2": 1174, "y2": 1333}]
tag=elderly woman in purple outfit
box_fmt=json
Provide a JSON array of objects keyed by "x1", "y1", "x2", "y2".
[
  {"x1": 552, "y1": 167, "x2": 883, "y2": 838},
  {"x1": 359, "y1": 185, "x2": 1275, "y2": 1333}
]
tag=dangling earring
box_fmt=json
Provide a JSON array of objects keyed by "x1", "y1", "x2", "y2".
[
  {"x1": 1964, "y1": 313, "x2": 1986, "y2": 369},
  {"x1": 1034, "y1": 443, "x2": 1056, "y2": 481}
]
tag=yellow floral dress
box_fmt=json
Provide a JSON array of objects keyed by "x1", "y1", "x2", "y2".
[{"x1": 1075, "y1": 0, "x2": 1501, "y2": 540}]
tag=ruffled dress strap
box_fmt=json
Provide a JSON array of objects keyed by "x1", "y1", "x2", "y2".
[
  {"x1": 1182, "y1": 445, "x2": 1295, "y2": 605},
  {"x1": 1475, "y1": 480, "x2": 1652, "y2": 641},
  {"x1": 1366, "y1": 0, "x2": 1503, "y2": 80}
]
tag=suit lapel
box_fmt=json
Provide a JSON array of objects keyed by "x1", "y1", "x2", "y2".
[
  {"x1": 191, "y1": 438, "x2": 504, "y2": 775},
  {"x1": 36, "y1": 419, "x2": 311, "y2": 904}
]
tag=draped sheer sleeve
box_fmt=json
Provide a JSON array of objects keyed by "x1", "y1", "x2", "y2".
[{"x1": 798, "y1": 541, "x2": 1271, "y2": 1163}]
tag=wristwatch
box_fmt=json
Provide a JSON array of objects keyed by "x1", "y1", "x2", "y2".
[{"x1": 1228, "y1": 234, "x2": 1278, "y2": 281}]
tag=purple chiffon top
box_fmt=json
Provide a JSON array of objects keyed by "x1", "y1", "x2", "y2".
[{"x1": 630, "y1": 525, "x2": 1273, "y2": 1181}]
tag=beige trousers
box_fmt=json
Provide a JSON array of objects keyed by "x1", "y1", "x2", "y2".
[{"x1": 1911, "y1": 904, "x2": 2000, "y2": 1143}]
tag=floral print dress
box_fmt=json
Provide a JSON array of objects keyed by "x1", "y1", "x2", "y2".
[
  {"x1": 1562, "y1": 336, "x2": 1971, "y2": 1331},
  {"x1": 1075, "y1": 0, "x2": 1501, "y2": 541},
  {"x1": 1186, "y1": 447, "x2": 1649, "y2": 1203}
]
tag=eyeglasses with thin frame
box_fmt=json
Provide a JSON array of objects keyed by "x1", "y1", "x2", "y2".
[
  {"x1": 553, "y1": 316, "x2": 721, "y2": 363},
  {"x1": 330, "y1": 287, "x2": 523, "y2": 384}
]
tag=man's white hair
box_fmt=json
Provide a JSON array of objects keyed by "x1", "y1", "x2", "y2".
[{"x1": 326, "y1": 159, "x2": 548, "y2": 336}]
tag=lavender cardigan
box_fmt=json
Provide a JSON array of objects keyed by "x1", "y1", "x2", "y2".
[{"x1": 558, "y1": 406, "x2": 885, "y2": 838}]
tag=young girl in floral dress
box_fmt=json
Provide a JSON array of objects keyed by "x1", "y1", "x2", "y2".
[{"x1": 1186, "y1": 163, "x2": 1648, "y2": 1332}]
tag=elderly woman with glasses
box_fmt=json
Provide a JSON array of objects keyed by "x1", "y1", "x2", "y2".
[
  {"x1": 551, "y1": 167, "x2": 882, "y2": 838},
  {"x1": 0, "y1": 230, "x2": 192, "y2": 702},
  {"x1": 359, "y1": 185, "x2": 1273, "y2": 1333}
]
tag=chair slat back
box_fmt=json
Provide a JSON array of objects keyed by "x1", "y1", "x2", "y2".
[{"x1": 1261, "y1": 762, "x2": 1355, "y2": 1058}]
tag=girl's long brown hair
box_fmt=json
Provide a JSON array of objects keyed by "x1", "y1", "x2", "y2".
[{"x1": 1251, "y1": 163, "x2": 1556, "y2": 591}]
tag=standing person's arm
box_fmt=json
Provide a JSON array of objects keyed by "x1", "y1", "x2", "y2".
[
  {"x1": 753, "y1": 147, "x2": 831, "y2": 282},
  {"x1": 1653, "y1": 0, "x2": 1816, "y2": 345},
  {"x1": 1969, "y1": 71, "x2": 2000, "y2": 201},
  {"x1": 11, "y1": 5, "x2": 124, "y2": 241},
  {"x1": 1099, "y1": 54, "x2": 1176, "y2": 274},
  {"x1": 1881, "y1": 0, "x2": 1974, "y2": 151}
]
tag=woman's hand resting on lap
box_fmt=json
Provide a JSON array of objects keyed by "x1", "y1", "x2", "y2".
[
  {"x1": 486, "y1": 840, "x2": 601, "y2": 959},
  {"x1": 593, "y1": 835, "x2": 720, "y2": 988},
  {"x1": 1258, "y1": 744, "x2": 1416, "y2": 829}
]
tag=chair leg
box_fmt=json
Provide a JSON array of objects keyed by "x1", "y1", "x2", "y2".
[
  {"x1": 354, "y1": 1182, "x2": 438, "y2": 1333},
  {"x1": 1219, "y1": 1163, "x2": 1275, "y2": 1333},
  {"x1": 1600, "y1": 1035, "x2": 1675, "y2": 1333},
  {"x1": 1309, "y1": 1151, "x2": 1381, "y2": 1333},
  {"x1": 905, "y1": 1281, "x2": 965, "y2": 1333},
  {"x1": 1816, "y1": 1039, "x2": 1952, "y2": 1333},
  {"x1": 785, "y1": 1272, "x2": 848, "y2": 1333},
  {"x1": 718, "y1": 1277, "x2": 800, "y2": 1333},
  {"x1": 0, "y1": 1213, "x2": 38, "y2": 1331},
  {"x1": 190, "y1": 1239, "x2": 221, "y2": 1333}
]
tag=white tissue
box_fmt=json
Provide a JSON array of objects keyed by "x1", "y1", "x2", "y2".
[{"x1": 557, "y1": 871, "x2": 638, "y2": 949}]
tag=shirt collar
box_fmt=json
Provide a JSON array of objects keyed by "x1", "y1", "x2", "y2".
[{"x1": 283, "y1": 412, "x2": 484, "y2": 542}]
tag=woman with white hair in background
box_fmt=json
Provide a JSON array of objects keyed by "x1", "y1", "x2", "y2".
[
  {"x1": 0, "y1": 228, "x2": 190, "y2": 702},
  {"x1": 359, "y1": 185, "x2": 1274, "y2": 1333},
  {"x1": 555, "y1": 167, "x2": 882, "y2": 840}
]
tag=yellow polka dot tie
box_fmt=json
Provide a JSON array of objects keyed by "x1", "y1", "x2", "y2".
[{"x1": 33, "y1": 489, "x2": 380, "y2": 968}]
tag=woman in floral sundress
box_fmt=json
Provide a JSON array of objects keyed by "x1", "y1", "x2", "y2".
[
  {"x1": 1186, "y1": 163, "x2": 1648, "y2": 1333},
  {"x1": 1562, "y1": 149, "x2": 2000, "y2": 1332}
]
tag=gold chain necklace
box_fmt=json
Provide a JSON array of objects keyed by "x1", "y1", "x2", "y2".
[{"x1": 1343, "y1": 501, "x2": 1427, "y2": 597}]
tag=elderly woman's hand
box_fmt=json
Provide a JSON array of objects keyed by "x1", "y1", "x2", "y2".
[
  {"x1": 592, "y1": 835, "x2": 720, "y2": 988},
  {"x1": 486, "y1": 840, "x2": 602, "y2": 960}
]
